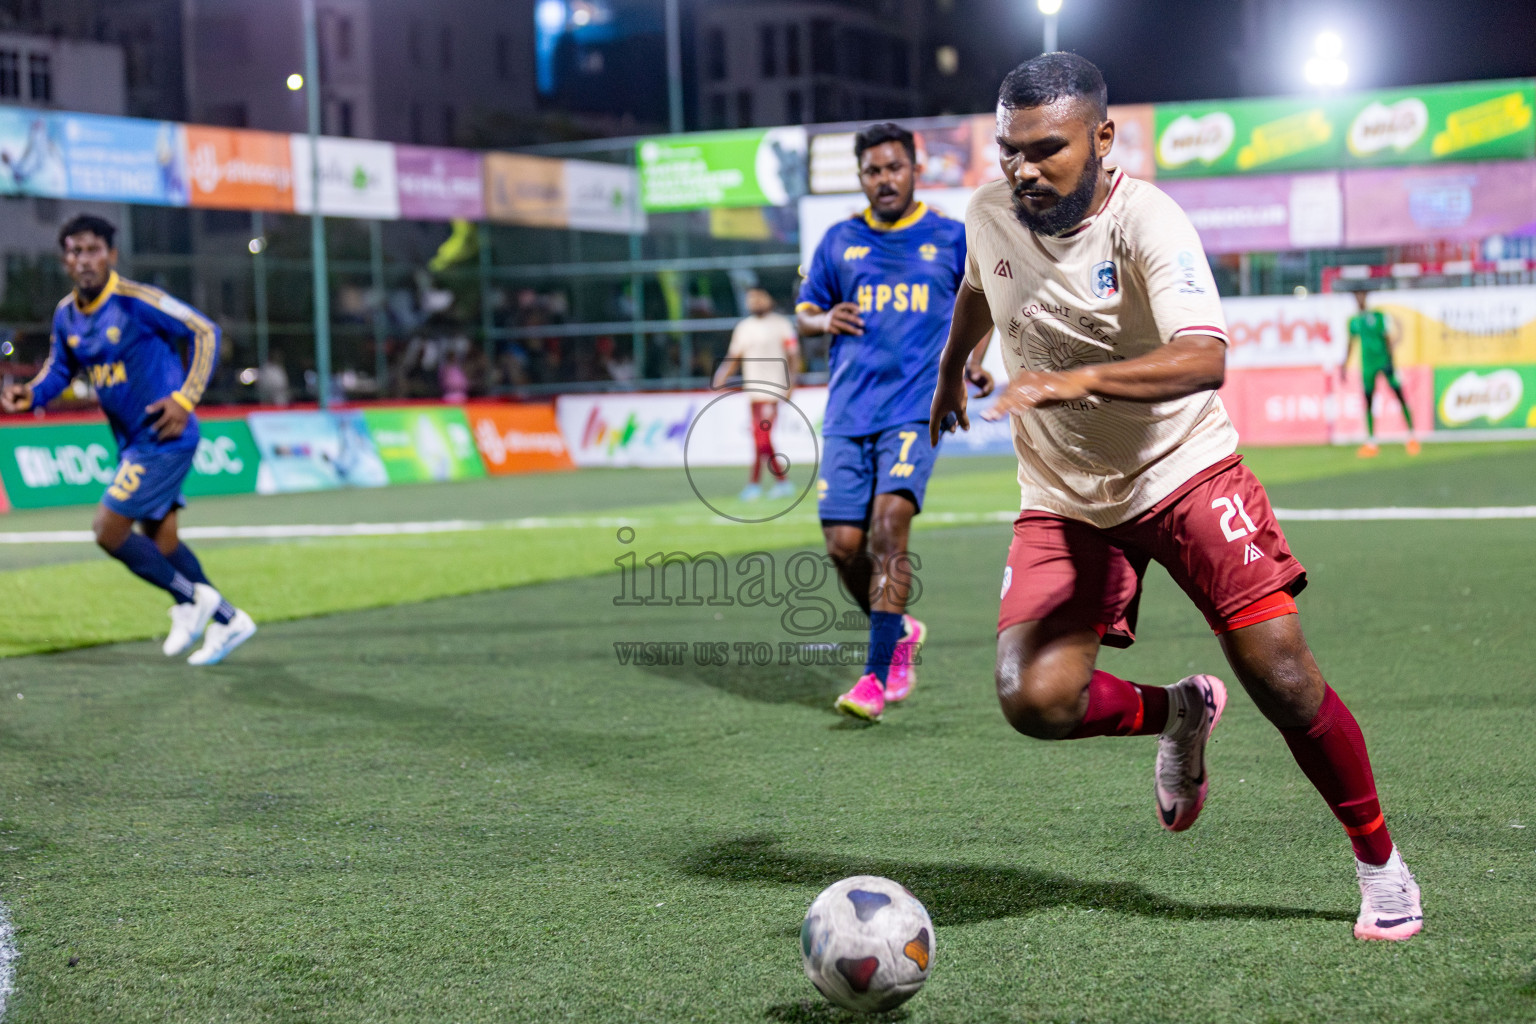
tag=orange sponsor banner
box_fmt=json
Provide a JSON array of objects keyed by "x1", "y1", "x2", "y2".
[
  {"x1": 465, "y1": 402, "x2": 575, "y2": 474},
  {"x1": 185, "y1": 126, "x2": 295, "y2": 211},
  {"x1": 483, "y1": 152, "x2": 566, "y2": 227}
]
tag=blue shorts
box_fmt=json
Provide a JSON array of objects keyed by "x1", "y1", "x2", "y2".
[
  {"x1": 101, "y1": 447, "x2": 194, "y2": 521},
  {"x1": 817, "y1": 421, "x2": 941, "y2": 526}
]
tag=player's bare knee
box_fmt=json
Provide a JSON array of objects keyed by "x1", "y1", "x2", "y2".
[
  {"x1": 994, "y1": 653, "x2": 1086, "y2": 740},
  {"x1": 824, "y1": 534, "x2": 862, "y2": 567}
]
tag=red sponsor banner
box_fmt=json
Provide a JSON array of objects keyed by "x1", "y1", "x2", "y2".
[
  {"x1": 1220, "y1": 367, "x2": 1334, "y2": 446},
  {"x1": 184, "y1": 126, "x2": 295, "y2": 211},
  {"x1": 0, "y1": 468, "x2": 10, "y2": 514},
  {"x1": 465, "y1": 403, "x2": 574, "y2": 474},
  {"x1": 1220, "y1": 364, "x2": 1433, "y2": 445}
]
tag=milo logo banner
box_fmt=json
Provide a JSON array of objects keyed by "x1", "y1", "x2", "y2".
[
  {"x1": 1435, "y1": 365, "x2": 1536, "y2": 430},
  {"x1": 1156, "y1": 80, "x2": 1535, "y2": 178},
  {"x1": 1343, "y1": 80, "x2": 1534, "y2": 166}
]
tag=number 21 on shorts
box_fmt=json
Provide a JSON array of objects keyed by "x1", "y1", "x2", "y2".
[{"x1": 1211, "y1": 494, "x2": 1259, "y2": 542}]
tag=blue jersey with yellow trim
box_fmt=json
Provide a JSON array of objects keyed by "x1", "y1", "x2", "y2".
[
  {"x1": 798, "y1": 202, "x2": 967, "y2": 436},
  {"x1": 28, "y1": 271, "x2": 219, "y2": 453}
]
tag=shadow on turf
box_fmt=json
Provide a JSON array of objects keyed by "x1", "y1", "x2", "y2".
[
  {"x1": 638, "y1": 659, "x2": 850, "y2": 709},
  {"x1": 764, "y1": 998, "x2": 910, "y2": 1023},
  {"x1": 681, "y1": 835, "x2": 1352, "y2": 927}
]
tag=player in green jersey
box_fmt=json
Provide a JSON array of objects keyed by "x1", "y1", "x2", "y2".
[{"x1": 1344, "y1": 289, "x2": 1419, "y2": 457}]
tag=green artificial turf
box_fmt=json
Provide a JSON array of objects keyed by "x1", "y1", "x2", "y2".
[
  {"x1": 0, "y1": 444, "x2": 1534, "y2": 1021},
  {"x1": 2, "y1": 442, "x2": 1533, "y2": 658}
]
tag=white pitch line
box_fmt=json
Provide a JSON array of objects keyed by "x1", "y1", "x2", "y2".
[
  {"x1": 0, "y1": 506, "x2": 1533, "y2": 545},
  {"x1": 0, "y1": 900, "x2": 16, "y2": 1019}
]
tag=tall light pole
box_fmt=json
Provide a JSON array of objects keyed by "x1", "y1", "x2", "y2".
[
  {"x1": 665, "y1": 0, "x2": 684, "y2": 133},
  {"x1": 301, "y1": 0, "x2": 333, "y2": 409},
  {"x1": 1038, "y1": 0, "x2": 1061, "y2": 53}
]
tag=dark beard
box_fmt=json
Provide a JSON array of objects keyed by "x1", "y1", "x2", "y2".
[{"x1": 1010, "y1": 151, "x2": 1103, "y2": 237}]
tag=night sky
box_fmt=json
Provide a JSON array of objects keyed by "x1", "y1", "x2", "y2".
[{"x1": 947, "y1": 0, "x2": 1536, "y2": 110}]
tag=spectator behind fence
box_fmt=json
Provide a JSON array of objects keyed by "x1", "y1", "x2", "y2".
[{"x1": 256, "y1": 351, "x2": 290, "y2": 407}]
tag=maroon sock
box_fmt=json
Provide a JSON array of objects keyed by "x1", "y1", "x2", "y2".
[
  {"x1": 1279, "y1": 686, "x2": 1394, "y2": 865},
  {"x1": 1065, "y1": 670, "x2": 1168, "y2": 738}
]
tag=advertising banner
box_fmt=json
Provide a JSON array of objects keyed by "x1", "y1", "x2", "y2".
[
  {"x1": 247, "y1": 410, "x2": 388, "y2": 494},
  {"x1": 1156, "y1": 96, "x2": 1343, "y2": 178},
  {"x1": 1342, "y1": 159, "x2": 1536, "y2": 246},
  {"x1": 1434, "y1": 364, "x2": 1536, "y2": 429},
  {"x1": 1219, "y1": 367, "x2": 1334, "y2": 446},
  {"x1": 1161, "y1": 172, "x2": 1343, "y2": 253},
  {"x1": 1221, "y1": 293, "x2": 1351, "y2": 369},
  {"x1": 0, "y1": 422, "x2": 122, "y2": 509},
  {"x1": 637, "y1": 127, "x2": 807, "y2": 210},
  {"x1": 811, "y1": 121, "x2": 977, "y2": 195},
  {"x1": 556, "y1": 387, "x2": 828, "y2": 468},
  {"x1": 0, "y1": 419, "x2": 260, "y2": 509},
  {"x1": 465, "y1": 403, "x2": 574, "y2": 474},
  {"x1": 360, "y1": 407, "x2": 486, "y2": 484},
  {"x1": 484, "y1": 152, "x2": 565, "y2": 226},
  {"x1": 395, "y1": 145, "x2": 484, "y2": 221},
  {"x1": 1372, "y1": 285, "x2": 1536, "y2": 366},
  {"x1": 290, "y1": 136, "x2": 400, "y2": 218},
  {"x1": 182, "y1": 418, "x2": 262, "y2": 497},
  {"x1": 563, "y1": 158, "x2": 646, "y2": 234},
  {"x1": 60, "y1": 113, "x2": 187, "y2": 206},
  {"x1": 1342, "y1": 80, "x2": 1535, "y2": 166},
  {"x1": 796, "y1": 187, "x2": 973, "y2": 269},
  {"x1": 0, "y1": 107, "x2": 67, "y2": 196},
  {"x1": 184, "y1": 126, "x2": 294, "y2": 211}
]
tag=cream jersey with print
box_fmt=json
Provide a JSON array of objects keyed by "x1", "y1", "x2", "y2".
[
  {"x1": 964, "y1": 168, "x2": 1238, "y2": 529},
  {"x1": 726, "y1": 312, "x2": 798, "y2": 396}
]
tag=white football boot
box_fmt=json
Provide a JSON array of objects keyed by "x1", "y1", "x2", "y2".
[
  {"x1": 187, "y1": 609, "x2": 257, "y2": 666},
  {"x1": 163, "y1": 583, "x2": 222, "y2": 656},
  {"x1": 1355, "y1": 847, "x2": 1423, "y2": 940},
  {"x1": 1154, "y1": 674, "x2": 1227, "y2": 832}
]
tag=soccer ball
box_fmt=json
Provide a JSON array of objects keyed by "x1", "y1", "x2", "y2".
[{"x1": 800, "y1": 875, "x2": 934, "y2": 1013}]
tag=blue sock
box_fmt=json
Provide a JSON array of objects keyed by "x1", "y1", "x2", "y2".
[
  {"x1": 166, "y1": 543, "x2": 235, "y2": 623},
  {"x1": 865, "y1": 611, "x2": 905, "y2": 685},
  {"x1": 111, "y1": 534, "x2": 196, "y2": 603}
]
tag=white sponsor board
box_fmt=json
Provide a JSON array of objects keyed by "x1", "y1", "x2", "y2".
[
  {"x1": 290, "y1": 136, "x2": 400, "y2": 218},
  {"x1": 1221, "y1": 293, "x2": 1352, "y2": 369},
  {"x1": 564, "y1": 159, "x2": 647, "y2": 234},
  {"x1": 557, "y1": 387, "x2": 829, "y2": 468}
]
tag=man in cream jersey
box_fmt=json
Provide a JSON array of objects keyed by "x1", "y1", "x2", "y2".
[{"x1": 930, "y1": 52, "x2": 1422, "y2": 942}]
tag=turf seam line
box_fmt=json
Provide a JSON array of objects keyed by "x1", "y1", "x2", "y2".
[{"x1": 4, "y1": 505, "x2": 1536, "y2": 543}]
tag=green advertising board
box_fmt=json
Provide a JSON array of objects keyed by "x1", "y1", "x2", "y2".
[
  {"x1": 0, "y1": 418, "x2": 261, "y2": 510},
  {"x1": 637, "y1": 127, "x2": 807, "y2": 211},
  {"x1": 1154, "y1": 79, "x2": 1536, "y2": 178},
  {"x1": 1341, "y1": 80, "x2": 1535, "y2": 167},
  {"x1": 360, "y1": 407, "x2": 486, "y2": 484},
  {"x1": 1434, "y1": 364, "x2": 1536, "y2": 430}
]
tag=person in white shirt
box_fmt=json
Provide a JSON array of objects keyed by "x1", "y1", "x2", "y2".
[
  {"x1": 929, "y1": 52, "x2": 1421, "y2": 941},
  {"x1": 714, "y1": 287, "x2": 800, "y2": 500}
]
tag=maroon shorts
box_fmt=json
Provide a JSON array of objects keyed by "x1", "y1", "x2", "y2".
[{"x1": 997, "y1": 455, "x2": 1307, "y2": 645}]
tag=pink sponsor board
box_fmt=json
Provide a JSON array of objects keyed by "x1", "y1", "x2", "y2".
[
  {"x1": 395, "y1": 145, "x2": 485, "y2": 221},
  {"x1": 1220, "y1": 365, "x2": 1433, "y2": 446},
  {"x1": 1160, "y1": 172, "x2": 1342, "y2": 254},
  {"x1": 1343, "y1": 159, "x2": 1536, "y2": 246}
]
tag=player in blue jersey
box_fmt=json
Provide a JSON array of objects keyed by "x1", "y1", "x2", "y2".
[
  {"x1": 1, "y1": 215, "x2": 256, "y2": 664},
  {"x1": 796, "y1": 123, "x2": 985, "y2": 722}
]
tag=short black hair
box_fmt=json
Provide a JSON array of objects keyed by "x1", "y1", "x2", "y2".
[
  {"x1": 853, "y1": 122, "x2": 916, "y2": 164},
  {"x1": 998, "y1": 52, "x2": 1108, "y2": 124},
  {"x1": 58, "y1": 214, "x2": 116, "y2": 250}
]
